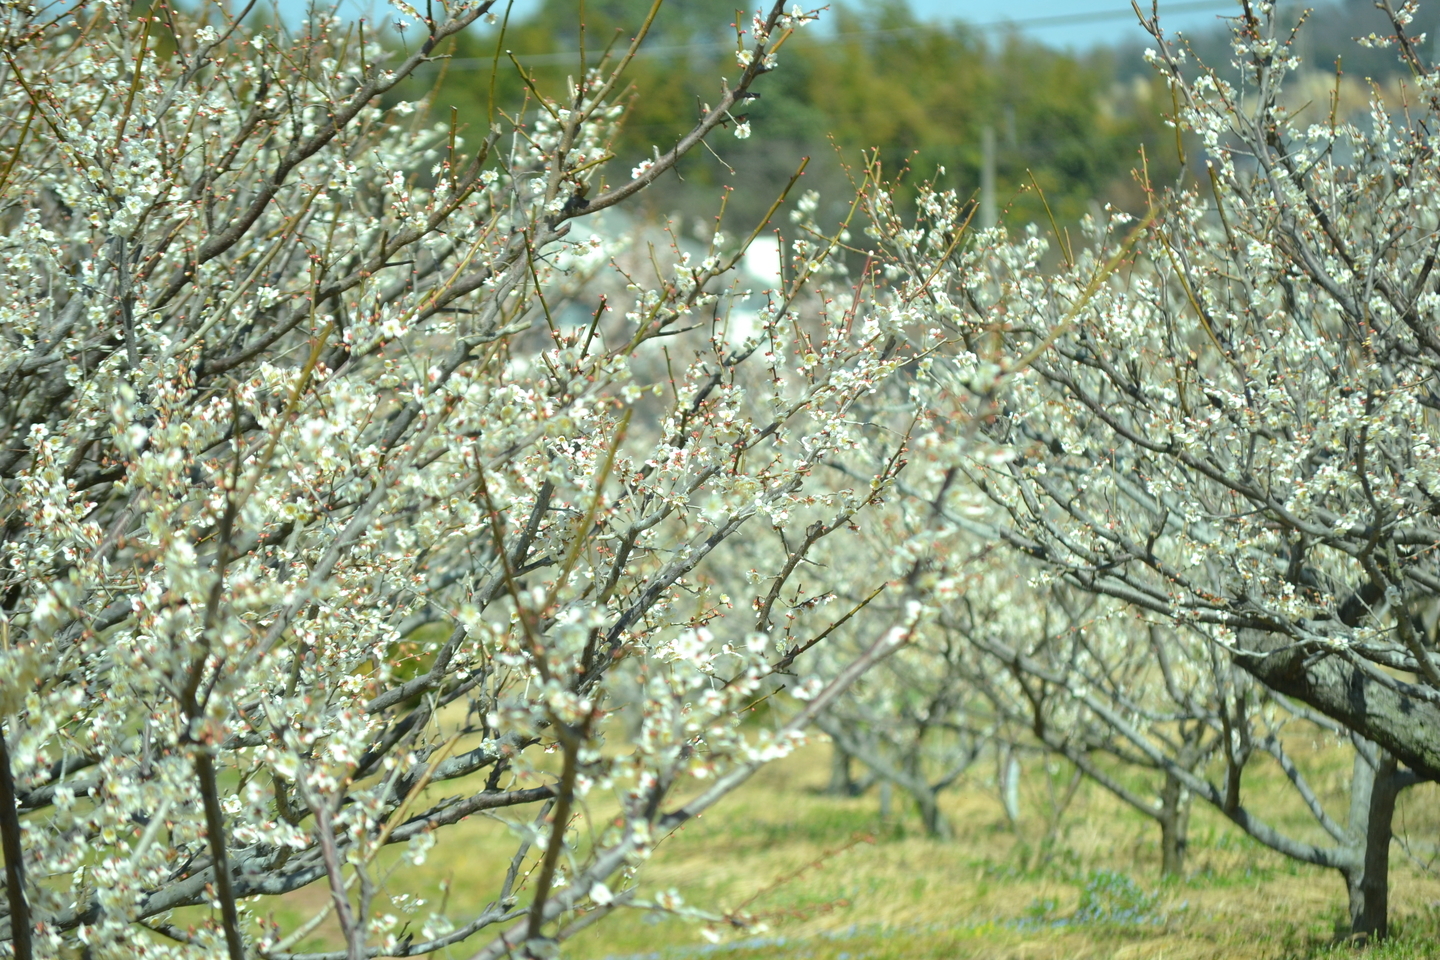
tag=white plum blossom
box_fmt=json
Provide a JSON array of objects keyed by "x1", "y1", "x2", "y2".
[{"x1": 0, "y1": 1, "x2": 948, "y2": 958}]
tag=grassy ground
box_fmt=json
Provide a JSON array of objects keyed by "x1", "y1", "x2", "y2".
[
  {"x1": 270, "y1": 741, "x2": 1440, "y2": 959},
  {"x1": 560, "y1": 746, "x2": 1440, "y2": 960}
]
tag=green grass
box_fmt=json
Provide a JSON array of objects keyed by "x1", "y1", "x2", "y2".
[
  {"x1": 558, "y1": 744, "x2": 1440, "y2": 960},
  {"x1": 263, "y1": 741, "x2": 1440, "y2": 959}
]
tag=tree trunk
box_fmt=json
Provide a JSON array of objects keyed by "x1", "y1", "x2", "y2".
[
  {"x1": 1343, "y1": 746, "x2": 1400, "y2": 941},
  {"x1": 999, "y1": 747, "x2": 1022, "y2": 830},
  {"x1": 1158, "y1": 769, "x2": 1191, "y2": 880},
  {"x1": 826, "y1": 744, "x2": 859, "y2": 796},
  {"x1": 913, "y1": 783, "x2": 953, "y2": 840},
  {"x1": 0, "y1": 726, "x2": 33, "y2": 960}
]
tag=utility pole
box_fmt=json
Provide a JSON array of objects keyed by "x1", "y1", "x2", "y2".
[{"x1": 980, "y1": 124, "x2": 997, "y2": 230}]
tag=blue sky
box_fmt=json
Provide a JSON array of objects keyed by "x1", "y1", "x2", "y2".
[{"x1": 275, "y1": 0, "x2": 1239, "y2": 50}]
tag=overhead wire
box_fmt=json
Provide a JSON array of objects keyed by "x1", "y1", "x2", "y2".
[{"x1": 411, "y1": 0, "x2": 1239, "y2": 70}]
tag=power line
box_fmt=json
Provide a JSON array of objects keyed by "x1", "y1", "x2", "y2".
[
  {"x1": 968, "y1": 0, "x2": 1234, "y2": 32},
  {"x1": 416, "y1": 0, "x2": 1237, "y2": 70}
]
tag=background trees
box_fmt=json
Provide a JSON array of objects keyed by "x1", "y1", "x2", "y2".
[
  {"x1": 416, "y1": 0, "x2": 1181, "y2": 229},
  {"x1": 847, "y1": 0, "x2": 1440, "y2": 942}
]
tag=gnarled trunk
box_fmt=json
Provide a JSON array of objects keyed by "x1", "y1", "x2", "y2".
[{"x1": 1233, "y1": 631, "x2": 1440, "y2": 781}]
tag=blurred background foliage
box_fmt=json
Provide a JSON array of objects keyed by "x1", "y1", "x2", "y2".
[{"x1": 388, "y1": 0, "x2": 1429, "y2": 233}]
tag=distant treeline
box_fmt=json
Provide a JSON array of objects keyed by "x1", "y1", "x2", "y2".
[{"x1": 393, "y1": 0, "x2": 1422, "y2": 229}]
